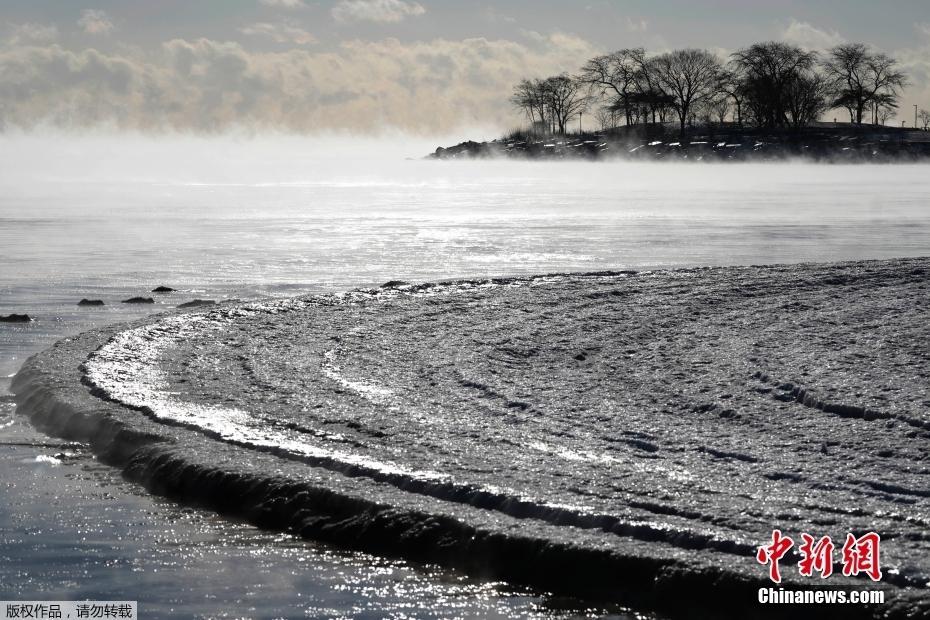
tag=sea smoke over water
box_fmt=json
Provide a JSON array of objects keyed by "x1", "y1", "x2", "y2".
[{"x1": 3, "y1": 131, "x2": 930, "y2": 294}]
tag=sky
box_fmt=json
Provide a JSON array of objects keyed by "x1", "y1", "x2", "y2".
[{"x1": 2, "y1": 0, "x2": 930, "y2": 135}]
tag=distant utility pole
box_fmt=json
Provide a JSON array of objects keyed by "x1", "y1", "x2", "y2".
[{"x1": 915, "y1": 105, "x2": 919, "y2": 130}]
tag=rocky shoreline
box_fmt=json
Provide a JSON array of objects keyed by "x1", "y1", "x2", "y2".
[
  {"x1": 431, "y1": 126, "x2": 930, "y2": 161},
  {"x1": 11, "y1": 258, "x2": 930, "y2": 618}
]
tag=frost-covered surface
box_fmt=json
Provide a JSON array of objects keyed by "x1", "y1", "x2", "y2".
[{"x1": 19, "y1": 258, "x2": 930, "y2": 617}]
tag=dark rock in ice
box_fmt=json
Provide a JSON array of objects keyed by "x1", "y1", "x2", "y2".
[
  {"x1": 381, "y1": 280, "x2": 410, "y2": 288},
  {"x1": 177, "y1": 299, "x2": 215, "y2": 309},
  {"x1": 122, "y1": 297, "x2": 154, "y2": 304},
  {"x1": 152, "y1": 286, "x2": 176, "y2": 293},
  {"x1": 78, "y1": 299, "x2": 105, "y2": 306},
  {"x1": 0, "y1": 313, "x2": 31, "y2": 323}
]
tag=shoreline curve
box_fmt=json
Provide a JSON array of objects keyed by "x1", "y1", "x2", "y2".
[{"x1": 12, "y1": 260, "x2": 930, "y2": 619}]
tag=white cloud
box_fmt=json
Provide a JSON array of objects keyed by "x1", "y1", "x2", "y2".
[
  {"x1": 781, "y1": 19, "x2": 843, "y2": 51},
  {"x1": 259, "y1": 0, "x2": 306, "y2": 8},
  {"x1": 483, "y1": 8, "x2": 516, "y2": 24},
  {"x1": 519, "y1": 29, "x2": 546, "y2": 44},
  {"x1": 239, "y1": 21, "x2": 317, "y2": 45},
  {"x1": 625, "y1": 17, "x2": 648, "y2": 33},
  {"x1": 331, "y1": 0, "x2": 426, "y2": 24},
  {"x1": 705, "y1": 46, "x2": 733, "y2": 63},
  {"x1": 0, "y1": 34, "x2": 597, "y2": 134},
  {"x1": 6, "y1": 23, "x2": 58, "y2": 45},
  {"x1": 77, "y1": 9, "x2": 114, "y2": 35}
]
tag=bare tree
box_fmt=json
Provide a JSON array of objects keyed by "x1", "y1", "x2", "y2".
[
  {"x1": 510, "y1": 79, "x2": 548, "y2": 130},
  {"x1": 877, "y1": 104, "x2": 895, "y2": 126},
  {"x1": 542, "y1": 75, "x2": 589, "y2": 135},
  {"x1": 717, "y1": 68, "x2": 746, "y2": 126},
  {"x1": 593, "y1": 106, "x2": 618, "y2": 131},
  {"x1": 579, "y1": 50, "x2": 640, "y2": 126},
  {"x1": 870, "y1": 93, "x2": 898, "y2": 126},
  {"x1": 783, "y1": 70, "x2": 830, "y2": 128},
  {"x1": 708, "y1": 95, "x2": 731, "y2": 124},
  {"x1": 653, "y1": 49, "x2": 723, "y2": 137},
  {"x1": 823, "y1": 44, "x2": 907, "y2": 125},
  {"x1": 514, "y1": 39, "x2": 910, "y2": 135},
  {"x1": 832, "y1": 91, "x2": 858, "y2": 123},
  {"x1": 628, "y1": 48, "x2": 667, "y2": 125},
  {"x1": 731, "y1": 42, "x2": 819, "y2": 129},
  {"x1": 919, "y1": 109, "x2": 930, "y2": 130}
]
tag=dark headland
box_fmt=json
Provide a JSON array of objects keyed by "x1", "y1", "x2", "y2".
[
  {"x1": 10, "y1": 258, "x2": 930, "y2": 619},
  {"x1": 431, "y1": 124, "x2": 930, "y2": 161}
]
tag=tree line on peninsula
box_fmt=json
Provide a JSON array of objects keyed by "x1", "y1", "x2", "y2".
[{"x1": 511, "y1": 42, "x2": 924, "y2": 137}]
